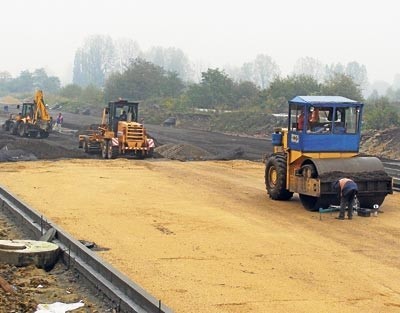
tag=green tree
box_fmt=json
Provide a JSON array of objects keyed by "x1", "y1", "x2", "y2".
[
  {"x1": 104, "y1": 58, "x2": 184, "y2": 101},
  {"x1": 8, "y1": 70, "x2": 34, "y2": 93},
  {"x1": 262, "y1": 75, "x2": 321, "y2": 112},
  {"x1": 321, "y1": 73, "x2": 363, "y2": 101},
  {"x1": 364, "y1": 96, "x2": 400, "y2": 129},
  {"x1": 265, "y1": 75, "x2": 321, "y2": 101},
  {"x1": 32, "y1": 68, "x2": 61, "y2": 93},
  {"x1": 234, "y1": 81, "x2": 261, "y2": 109},
  {"x1": 186, "y1": 68, "x2": 235, "y2": 109},
  {"x1": 82, "y1": 84, "x2": 104, "y2": 105},
  {"x1": 59, "y1": 84, "x2": 83, "y2": 99}
]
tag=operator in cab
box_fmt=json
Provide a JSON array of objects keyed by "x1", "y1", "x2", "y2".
[{"x1": 119, "y1": 110, "x2": 127, "y2": 121}]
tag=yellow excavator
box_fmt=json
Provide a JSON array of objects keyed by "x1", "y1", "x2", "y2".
[
  {"x1": 265, "y1": 96, "x2": 393, "y2": 211},
  {"x1": 2, "y1": 90, "x2": 52, "y2": 138}
]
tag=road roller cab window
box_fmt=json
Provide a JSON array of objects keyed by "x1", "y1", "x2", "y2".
[{"x1": 290, "y1": 104, "x2": 305, "y2": 132}]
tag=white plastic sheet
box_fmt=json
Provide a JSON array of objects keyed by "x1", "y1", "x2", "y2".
[{"x1": 35, "y1": 300, "x2": 84, "y2": 313}]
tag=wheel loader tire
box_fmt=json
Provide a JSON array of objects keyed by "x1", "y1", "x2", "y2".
[
  {"x1": 102, "y1": 141, "x2": 109, "y2": 159},
  {"x1": 9, "y1": 122, "x2": 18, "y2": 135},
  {"x1": 30, "y1": 131, "x2": 39, "y2": 138},
  {"x1": 18, "y1": 123, "x2": 27, "y2": 137},
  {"x1": 107, "y1": 144, "x2": 118, "y2": 159},
  {"x1": 2, "y1": 122, "x2": 9, "y2": 131},
  {"x1": 39, "y1": 131, "x2": 49, "y2": 138},
  {"x1": 265, "y1": 154, "x2": 293, "y2": 200},
  {"x1": 83, "y1": 141, "x2": 89, "y2": 153}
]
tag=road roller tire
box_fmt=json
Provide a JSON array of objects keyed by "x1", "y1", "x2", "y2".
[
  {"x1": 299, "y1": 194, "x2": 337, "y2": 211},
  {"x1": 265, "y1": 154, "x2": 293, "y2": 200}
]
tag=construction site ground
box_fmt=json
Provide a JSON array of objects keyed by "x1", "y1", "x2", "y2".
[
  {"x1": 1, "y1": 111, "x2": 400, "y2": 312},
  {"x1": 0, "y1": 159, "x2": 399, "y2": 313}
]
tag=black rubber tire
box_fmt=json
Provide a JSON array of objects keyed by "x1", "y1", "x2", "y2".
[
  {"x1": 2, "y1": 122, "x2": 10, "y2": 131},
  {"x1": 18, "y1": 123, "x2": 27, "y2": 137},
  {"x1": 265, "y1": 154, "x2": 293, "y2": 200},
  {"x1": 299, "y1": 194, "x2": 337, "y2": 211},
  {"x1": 147, "y1": 148, "x2": 154, "y2": 158},
  {"x1": 29, "y1": 131, "x2": 39, "y2": 138},
  {"x1": 358, "y1": 195, "x2": 386, "y2": 209},
  {"x1": 101, "y1": 141, "x2": 109, "y2": 159},
  {"x1": 83, "y1": 141, "x2": 89, "y2": 153},
  {"x1": 39, "y1": 131, "x2": 49, "y2": 138},
  {"x1": 10, "y1": 122, "x2": 18, "y2": 135},
  {"x1": 108, "y1": 145, "x2": 118, "y2": 159},
  {"x1": 301, "y1": 164, "x2": 317, "y2": 178}
]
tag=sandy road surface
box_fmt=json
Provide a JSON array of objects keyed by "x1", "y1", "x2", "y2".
[{"x1": 0, "y1": 159, "x2": 399, "y2": 313}]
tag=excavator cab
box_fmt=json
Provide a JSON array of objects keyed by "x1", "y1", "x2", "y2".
[{"x1": 21, "y1": 103, "x2": 35, "y2": 120}]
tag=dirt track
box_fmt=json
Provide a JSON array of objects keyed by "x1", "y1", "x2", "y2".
[
  {"x1": 0, "y1": 110, "x2": 271, "y2": 162},
  {"x1": 0, "y1": 159, "x2": 399, "y2": 313}
]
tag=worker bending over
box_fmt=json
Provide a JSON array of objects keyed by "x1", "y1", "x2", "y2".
[{"x1": 333, "y1": 178, "x2": 358, "y2": 220}]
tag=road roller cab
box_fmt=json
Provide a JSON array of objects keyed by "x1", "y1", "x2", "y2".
[{"x1": 266, "y1": 96, "x2": 392, "y2": 211}]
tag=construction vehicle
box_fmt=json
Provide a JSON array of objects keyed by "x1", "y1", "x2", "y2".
[
  {"x1": 79, "y1": 99, "x2": 154, "y2": 158},
  {"x1": 265, "y1": 96, "x2": 392, "y2": 211},
  {"x1": 2, "y1": 90, "x2": 52, "y2": 138}
]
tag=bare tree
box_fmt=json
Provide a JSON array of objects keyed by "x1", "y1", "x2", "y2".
[
  {"x1": 345, "y1": 61, "x2": 368, "y2": 89},
  {"x1": 73, "y1": 35, "x2": 116, "y2": 87},
  {"x1": 114, "y1": 38, "x2": 142, "y2": 73},
  {"x1": 144, "y1": 46, "x2": 194, "y2": 81},
  {"x1": 293, "y1": 57, "x2": 325, "y2": 82}
]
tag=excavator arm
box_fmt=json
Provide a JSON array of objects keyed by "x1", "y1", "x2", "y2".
[{"x1": 33, "y1": 90, "x2": 51, "y2": 122}]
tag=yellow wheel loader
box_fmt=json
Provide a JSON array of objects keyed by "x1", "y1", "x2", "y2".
[
  {"x1": 265, "y1": 96, "x2": 392, "y2": 211},
  {"x1": 79, "y1": 99, "x2": 154, "y2": 159}
]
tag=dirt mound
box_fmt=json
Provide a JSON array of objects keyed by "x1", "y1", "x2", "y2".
[
  {"x1": 0, "y1": 96, "x2": 21, "y2": 105},
  {"x1": 0, "y1": 131, "x2": 88, "y2": 161},
  {"x1": 154, "y1": 144, "x2": 245, "y2": 161},
  {"x1": 154, "y1": 143, "x2": 213, "y2": 161},
  {"x1": 361, "y1": 127, "x2": 400, "y2": 160},
  {"x1": 0, "y1": 146, "x2": 37, "y2": 161}
]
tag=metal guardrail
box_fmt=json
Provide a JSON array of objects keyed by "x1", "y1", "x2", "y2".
[
  {"x1": 383, "y1": 161, "x2": 400, "y2": 191},
  {"x1": 0, "y1": 186, "x2": 173, "y2": 313}
]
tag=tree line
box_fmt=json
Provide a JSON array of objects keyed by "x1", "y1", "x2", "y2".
[{"x1": 0, "y1": 34, "x2": 399, "y2": 130}]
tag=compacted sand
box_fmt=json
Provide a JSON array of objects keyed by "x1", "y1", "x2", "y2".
[{"x1": 0, "y1": 159, "x2": 399, "y2": 313}]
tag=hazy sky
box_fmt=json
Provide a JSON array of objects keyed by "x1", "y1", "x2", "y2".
[{"x1": 0, "y1": 0, "x2": 399, "y2": 85}]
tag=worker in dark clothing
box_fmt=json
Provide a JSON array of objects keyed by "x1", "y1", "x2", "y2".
[
  {"x1": 119, "y1": 110, "x2": 127, "y2": 121},
  {"x1": 332, "y1": 178, "x2": 358, "y2": 220}
]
